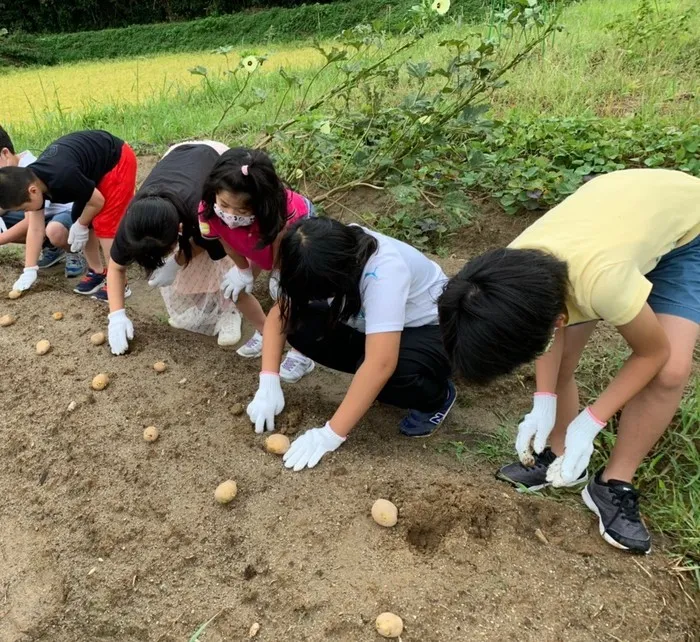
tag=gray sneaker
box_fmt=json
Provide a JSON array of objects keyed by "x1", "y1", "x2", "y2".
[
  {"x1": 582, "y1": 469, "x2": 651, "y2": 554},
  {"x1": 496, "y1": 447, "x2": 588, "y2": 492}
]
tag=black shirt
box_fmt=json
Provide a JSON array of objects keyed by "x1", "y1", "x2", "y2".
[
  {"x1": 110, "y1": 143, "x2": 226, "y2": 266},
  {"x1": 28, "y1": 130, "x2": 123, "y2": 221}
]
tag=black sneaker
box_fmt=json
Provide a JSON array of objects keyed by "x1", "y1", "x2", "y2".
[
  {"x1": 582, "y1": 469, "x2": 651, "y2": 555},
  {"x1": 496, "y1": 447, "x2": 588, "y2": 492}
]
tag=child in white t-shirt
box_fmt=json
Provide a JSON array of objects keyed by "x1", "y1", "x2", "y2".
[{"x1": 246, "y1": 217, "x2": 456, "y2": 471}]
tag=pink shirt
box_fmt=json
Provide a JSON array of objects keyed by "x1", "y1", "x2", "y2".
[{"x1": 198, "y1": 189, "x2": 311, "y2": 270}]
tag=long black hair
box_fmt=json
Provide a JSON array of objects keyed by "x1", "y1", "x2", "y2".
[
  {"x1": 120, "y1": 189, "x2": 196, "y2": 272},
  {"x1": 277, "y1": 217, "x2": 378, "y2": 334},
  {"x1": 438, "y1": 248, "x2": 569, "y2": 384},
  {"x1": 201, "y1": 147, "x2": 288, "y2": 249}
]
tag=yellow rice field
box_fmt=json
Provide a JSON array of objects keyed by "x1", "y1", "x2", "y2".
[{"x1": 0, "y1": 46, "x2": 324, "y2": 126}]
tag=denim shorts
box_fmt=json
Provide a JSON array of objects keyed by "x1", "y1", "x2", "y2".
[
  {"x1": 647, "y1": 234, "x2": 700, "y2": 324},
  {"x1": 1, "y1": 209, "x2": 73, "y2": 231}
]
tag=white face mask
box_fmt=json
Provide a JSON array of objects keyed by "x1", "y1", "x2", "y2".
[{"x1": 213, "y1": 203, "x2": 255, "y2": 229}]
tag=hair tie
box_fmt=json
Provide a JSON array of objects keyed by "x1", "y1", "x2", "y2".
[{"x1": 241, "y1": 165, "x2": 249, "y2": 176}]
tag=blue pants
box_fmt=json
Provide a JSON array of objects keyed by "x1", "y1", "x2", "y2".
[{"x1": 1, "y1": 210, "x2": 72, "y2": 247}]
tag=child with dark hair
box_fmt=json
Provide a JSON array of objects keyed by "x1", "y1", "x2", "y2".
[
  {"x1": 438, "y1": 168, "x2": 700, "y2": 554},
  {"x1": 0, "y1": 125, "x2": 85, "y2": 277},
  {"x1": 246, "y1": 217, "x2": 456, "y2": 471},
  {"x1": 199, "y1": 147, "x2": 315, "y2": 382},
  {"x1": 0, "y1": 129, "x2": 136, "y2": 296},
  {"x1": 106, "y1": 140, "x2": 242, "y2": 355}
]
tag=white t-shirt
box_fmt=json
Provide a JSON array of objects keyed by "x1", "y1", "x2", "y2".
[
  {"x1": 19, "y1": 151, "x2": 73, "y2": 218},
  {"x1": 343, "y1": 227, "x2": 447, "y2": 335}
]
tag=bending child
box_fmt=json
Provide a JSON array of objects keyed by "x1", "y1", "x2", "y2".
[
  {"x1": 246, "y1": 217, "x2": 456, "y2": 471},
  {"x1": 198, "y1": 147, "x2": 315, "y2": 382},
  {"x1": 438, "y1": 168, "x2": 700, "y2": 555},
  {"x1": 106, "y1": 140, "x2": 241, "y2": 355},
  {"x1": 0, "y1": 126, "x2": 85, "y2": 277},
  {"x1": 0, "y1": 129, "x2": 137, "y2": 298}
]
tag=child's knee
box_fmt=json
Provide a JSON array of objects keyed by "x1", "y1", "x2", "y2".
[
  {"x1": 653, "y1": 356, "x2": 692, "y2": 392},
  {"x1": 46, "y1": 222, "x2": 68, "y2": 248}
]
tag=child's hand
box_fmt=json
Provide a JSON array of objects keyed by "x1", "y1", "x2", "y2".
[
  {"x1": 68, "y1": 221, "x2": 90, "y2": 252},
  {"x1": 148, "y1": 255, "x2": 181, "y2": 288},
  {"x1": 547, "y1": 408, "x2": 605, "y2": 486},
  {"x1": 515, "y1": 393, "x2": 557, "y2": 466},
  {"x1": 247, "y1": 372, "x2": 285, "y2": 433},
  {"x1": 221, "y1": 266, "x2": 254, "y2": 302},
  {"x1": 283, "y1": 423, "x2": 346, "y2": 472},
  {"x1": 13, "y1": 266, "x2": 38, "y2": 292},
  {"x1": 108, "y1": 309, "x2": 134, "y2": 355}
]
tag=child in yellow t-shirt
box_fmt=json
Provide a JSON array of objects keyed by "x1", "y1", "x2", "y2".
[{"x1": 438, "y1": 168, "x2": 700, "y2": 554}]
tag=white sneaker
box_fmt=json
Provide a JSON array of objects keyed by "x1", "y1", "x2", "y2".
[
  {"x1": 279, "y1": 350, "x2": 315, "y2": 383},
  {"x1": 236, "y1": 330, "x2": 263, "y2": 358},
  {"x1": 216, "y1": 309, "x2": 242, "y2": 346}
]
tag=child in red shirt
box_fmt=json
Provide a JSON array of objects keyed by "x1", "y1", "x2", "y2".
[{"x1": 198, "y1": 148, "x2": 316, "y2": 383}]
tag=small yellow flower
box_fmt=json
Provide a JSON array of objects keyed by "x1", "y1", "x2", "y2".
[
  {"x1": 431, "y1": 0, "x2": 450, "y2": 16},
  {"x1": 319, "y1": 121, "x2": 331, "y2": 135},
  {"x1": 418, "y1": 115, "x2": 432, "y2": 124},
  {"x1": 241, "y1": 56, "x2": 259, "y2": 73},
  {"x1": 294, "y1": 168, "x2": 304, "y2": 179}
]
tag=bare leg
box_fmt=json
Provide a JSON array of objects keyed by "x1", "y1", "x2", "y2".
[
  {"x1": 83, "y1": 230, "x2": 103, "y2": 273},
  {"x1": 98, "y1": 237, "x2": 114, "y2": 266},
  {"x1": 45, "y1": 221, "x2": 70, "y2": 251},
  {"x1": 236, "y1": 292, "x2": 267, "y2": 333},
  {"x1": 549, "y1": 322, "x2": 598, "y2": 455},
  {"x1": 603, "y1": 314, "x2": 698, "y2": 482}
]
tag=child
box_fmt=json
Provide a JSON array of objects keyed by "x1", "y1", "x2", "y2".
[
  {"x1": 106, "y1": 140, "x2": 241, "y2": 354},
  {"x1": 0, "y1": 125, "x2": 85, "y2": 277},
  {"x1": 198, "y1": 147, "x2": 315, "y2": 382},
  {"x1": 438, "y1": 169, "x2": 700, "y2": 554},
  {"x1": 246, "y1": 217, "x2": 456, "y2": 471},
  {"x1": 0, "y1": 129, "x2": 136, "y2": 297}
]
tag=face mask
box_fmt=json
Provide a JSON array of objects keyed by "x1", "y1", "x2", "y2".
[{"x1": 213, "y1": 203, "x2": 255, "y2": 229}]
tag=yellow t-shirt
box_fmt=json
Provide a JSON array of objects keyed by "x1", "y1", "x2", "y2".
[{"x1": 509, "y1": 169, "x2": 700, "y2": 326}]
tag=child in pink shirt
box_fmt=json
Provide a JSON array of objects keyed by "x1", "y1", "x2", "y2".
[{"x1": 198, "y1": 147, "x2": 316, "y2": 383}]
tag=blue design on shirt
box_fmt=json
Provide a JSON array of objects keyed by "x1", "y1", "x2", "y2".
[{"x1": 364, "y1": 268, "x2": 379, "y2": 280}]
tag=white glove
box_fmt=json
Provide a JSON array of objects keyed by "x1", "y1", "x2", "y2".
[
  {"x1": 221, "y1": 266, "x2": 254, "y2": 302},
  {"x1": 515, "y1": 393, "x2": 557, "y2": 466},
  {"x1": 269, "y1": 270, "x2": 280, "y2": 300},
  {"x1": 108, "y1": 308, "x2": 134, "y2": 355},
  {"x1": 148, "y1": 255, "x2": 181, "y2": 288},
  {"x1": 68, "y1": 221, "x2": 90, "y2": 252},
  {"x1": 547, "y1": 408, "x2": 605, "y2": 487},
  {"x1": 13, "y1": 266, "x2": 38, "y2": 291},
  {"x1": 246, "y1": 373, "x2": 285, "y2": 433},
  {"x1": 283, "y1": 423, "x2": 346, "y2": 471}
]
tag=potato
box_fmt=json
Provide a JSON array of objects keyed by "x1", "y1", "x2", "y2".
[
  {"x1": 214, "y1": 480, "x2": 237, "y2": 504},
  {"x1": 0, "y1": 314, "x2": 16, "y2": 327},
  {"x1": 8, "y1": 289, "x2": 22, "y2": 299},
  {"x1": 91, "y1": 373, "x2": 109, "y2": 390},
  {"x1": 153, "y1": 361, "x2": 167, "y2": 373},
  {"x1": 231, "y1": 402, "x2": 244, "y2": 416},
  {"x1": 375, "y1": 613, "x2": 403, "y2": 638},
  {"x1": 35, "y1": 339, "x2": 51, "y2": 355},
  {"x1": 265, "y1": 433, "x2": 290, "y2": 455},
  {"x1": 52, "y1": 312, "x2": 64, "y2": 321},
  {"x1": 143, "y1": 426, "x2": 159, "y2": 442},
  {"x1": 90, "y1": 332, "x2": 106, "y2": 346},
  {"x1": 371, "y1": 499, "x2": 398, "y2": 528}
]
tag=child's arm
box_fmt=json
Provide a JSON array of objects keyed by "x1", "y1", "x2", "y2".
[
  {"x1": 76, "y1": 188, "x2": 105, "y2": 225},
  {"x1": 24, "y1": 210, "x2": 45, "y2": 267},
  {"x1": 328, "y1": 332, "x2": 401, "y2": 437},
  {"x1": 68, "y1": 188, "x2": 105, "y2": 252},
  {"x1": 534, "y1": 327, "x2": 565, "y2": 393},
  {"x1": 106, "y1": 259, "x2": 134, "y2": 356},
  {"x1": 0, "y1": 216, "x2": 30, "y2": 245}
]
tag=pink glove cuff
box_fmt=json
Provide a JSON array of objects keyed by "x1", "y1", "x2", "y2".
[
  {"x1": 585, "y1": 407, "x2": 606, "y2": 427},
  {"x1": 534, "y1": 392, "x2": 557, "y2": 399},
  {"x1": 261, "y1": 370, "x2": 279, "y2": 376}
]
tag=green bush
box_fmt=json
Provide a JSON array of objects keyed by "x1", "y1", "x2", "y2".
[{"x1": 0, "y1": 0, "x2": 488, "y2": 67}]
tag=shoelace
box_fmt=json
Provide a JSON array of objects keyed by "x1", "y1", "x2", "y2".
[{"x1": 609, "y1": 485, "x2": 642, "y2": 523}]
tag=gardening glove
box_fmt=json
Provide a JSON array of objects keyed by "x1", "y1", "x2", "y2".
[
  {"x1": 68, "y1": 221, "x2": 90, "y2": 252},
  {"x1": 515, "y1": 393, "x2": 557, "y2": 466},
  {"x1": 283, "y1": 422, "x2": 346, "y2": 472},
  {"x1": 546, "y1": 408, "x2": 606, "y2": 487},
  {"x1": 13, "y1": 266, "x2": 38, "y2": 292},
  {"x1": 269, "y1": 269, "x2": 280, "y2": 301},
  {"x1": 108, "y1": 308, "x2": 134, "y2": 356},
  {"x1": 247, "y1": 373, "x2": 285, "y2": 433},
  {"x1": 221, "y1": 265, "x2": 254, "y2": 302},
  {"x1": 148, "y1": 255, "x2": 181, "y2": 288}
]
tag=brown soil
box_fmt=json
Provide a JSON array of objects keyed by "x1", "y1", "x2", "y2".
[{"x1": 1, "y1": 182, "x2": 698, "y2": 642}]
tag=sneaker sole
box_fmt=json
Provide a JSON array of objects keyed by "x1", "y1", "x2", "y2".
[
  {"x1": 38, "y1": 256, "x2": 66, "y2": 269},
  {"x1": 581, "y1": 486, "x2": 651, "y2": 555},
  {"x1": 90, "y1": 287, "x2": 132, "y2": 303},
  {"x1": 236, "y1": 347, "x2": 263, "y2": 358},
  {"x1": 74, "y1": 282, "x2": 105, "y2": 295},
  {"x1": 280, "y1": 359, "x2": 315, "y2": 384},
  {"x1": 496, "y1": 471, "x2": 589, "y2": 493}
]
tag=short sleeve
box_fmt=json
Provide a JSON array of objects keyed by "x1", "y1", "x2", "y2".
[
  {"x1": 589, "y1": 263, "x2": 653, "y2": 326},
  {"x1": 109, "y1": 232, "x2": 130, "y2": 266},
  {"x1": 198, "y1": 214, "x2": 219, "y2": 240},
  {"x1": 362, "y1": 256, "x2": 411, "y2": 334}
]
